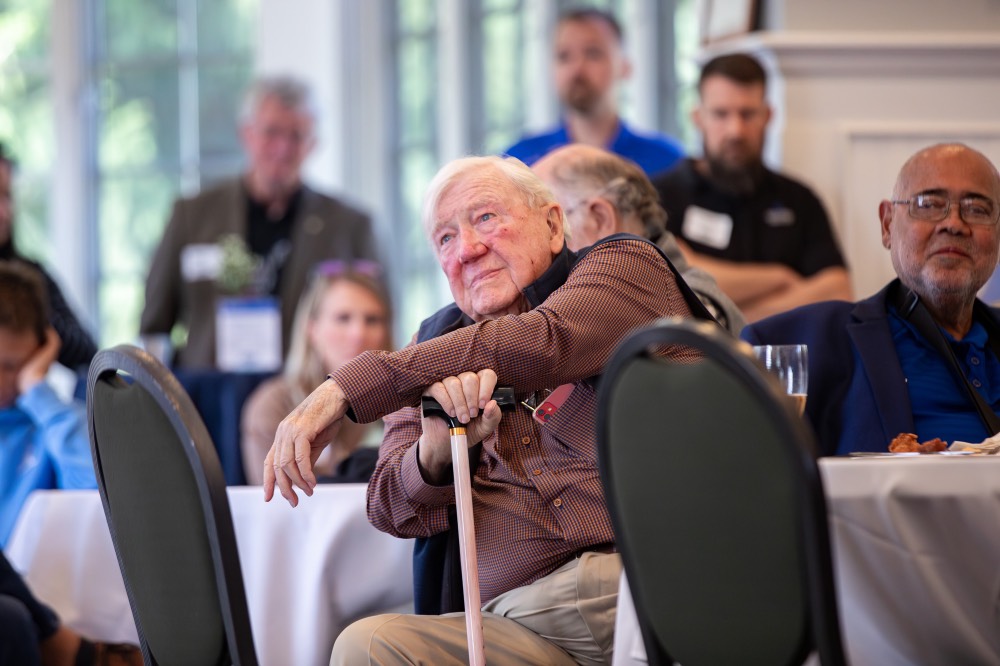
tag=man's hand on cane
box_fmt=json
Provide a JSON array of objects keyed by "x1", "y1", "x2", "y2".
[{"x1": 418, "y1": 369, "x2": 503, "y2": 485}]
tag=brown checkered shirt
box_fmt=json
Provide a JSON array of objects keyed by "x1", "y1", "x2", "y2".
[{"x1": 331, "y1": 237, "x2": 697, "y2": 602}]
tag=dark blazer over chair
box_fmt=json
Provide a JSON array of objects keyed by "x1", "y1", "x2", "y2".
[
  {"x1": 597, "y1": 318, "x2": 846, "y2": 666},
  {"x1": 87, "y1": 345, "x2": 257, "y2": 666}
]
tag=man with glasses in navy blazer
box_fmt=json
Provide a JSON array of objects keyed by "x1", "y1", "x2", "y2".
[{"x1": 742, "y1": 143, "x2": 1000, "y2": 455}]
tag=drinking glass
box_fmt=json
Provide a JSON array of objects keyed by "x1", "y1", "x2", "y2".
[{"x1": 751, "y1": 344, "x2": 808, "y2": 415}]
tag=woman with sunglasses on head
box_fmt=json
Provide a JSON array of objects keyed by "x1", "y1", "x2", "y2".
[{"x1": 241, "y1": 264, "x2": 392, "y2": 484}]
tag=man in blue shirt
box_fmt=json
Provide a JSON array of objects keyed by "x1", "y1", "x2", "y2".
[
  {"x1": 504, "y1": 8, "x2": 683, "y2": 178},
  {"x1": 0, "y1": 261, "x2": 96, "y2": 547},
  {"x1": 742, "y1": 143, "x2": 1000, "y2": 455}
]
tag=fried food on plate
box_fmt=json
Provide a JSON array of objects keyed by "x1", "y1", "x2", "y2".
[{"x1": 888, "y1": 432, "x2": 947, "y2": 454}]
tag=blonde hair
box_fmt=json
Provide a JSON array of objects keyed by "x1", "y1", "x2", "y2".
[{"x1": 283, "y1": 270, "x2": 392, "y2": 403}]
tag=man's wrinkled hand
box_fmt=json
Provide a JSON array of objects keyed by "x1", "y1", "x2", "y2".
[{"x1": 263, "y1": 379, "x2": 348, "y2": 506}]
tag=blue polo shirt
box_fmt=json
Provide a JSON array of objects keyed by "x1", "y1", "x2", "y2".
[
  {"x1": 0, "y1": 383, "x2": 97, "y2": 546},
  {"x1": 503, "y1": 120, "x2": 685, "y2": 178},
  {"x1": 888, "y1": 308, "x2": 1000, "y2": 444}
]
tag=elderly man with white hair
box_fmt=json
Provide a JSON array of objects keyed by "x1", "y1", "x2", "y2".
[
  {"x1": 743, "y1": 143, "x2": 1000, "y2": 455},
  {"x1": 265, "y1": 155, "x2": 713, "y2": 665}
]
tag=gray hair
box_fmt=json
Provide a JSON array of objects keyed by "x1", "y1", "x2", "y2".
[
  {"x1": 240, "y1": 75, "x2": 318, "y2": 124},
  {"x1": 543, "y1": 149, "x2": 666, "y2": 239},
  {"x1": 421, "y1": 155, "x2": 560, "y2": 232}
]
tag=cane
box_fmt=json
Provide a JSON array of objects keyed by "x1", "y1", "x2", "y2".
[{"x1": 422, "y1": 387, "x2": 516, "y2": 666}]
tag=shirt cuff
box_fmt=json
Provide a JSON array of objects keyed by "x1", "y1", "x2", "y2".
[{"x1": 401, "y1": 441, "x2": 455, "y2": 506}]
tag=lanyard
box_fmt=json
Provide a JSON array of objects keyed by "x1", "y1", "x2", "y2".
[{"x1": 890, "y1": 280, "x2": 1000, "y2": 435}]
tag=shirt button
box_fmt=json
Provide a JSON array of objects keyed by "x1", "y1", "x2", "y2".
[
  {"x1": 973, "y1": 379, "x2": 983, "y2": 388},
  {"x1": 971, "y1": 357, "x2": 981, "y2": 366},
  {"x1": 533, "y1": 469, "x2": 542, "y2": 476},
  {"x1": 553, "y1": 498, "x2": 562, "y2": 507},
  {"x1": 521, "y1": 437, "x2": 531, "y2": 445}
]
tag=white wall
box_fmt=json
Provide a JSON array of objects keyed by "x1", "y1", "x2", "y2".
[{"x1": 767, "y1": 0, "x2": 1000, "y2": 32}]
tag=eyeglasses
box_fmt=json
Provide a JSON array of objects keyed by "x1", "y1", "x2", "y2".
[
  {"x1": 890, "y1": 194, "x2": 999, "y2": 226},
  {"x1": 315, "y1": 259, "x2": 382, "y2": 279}
]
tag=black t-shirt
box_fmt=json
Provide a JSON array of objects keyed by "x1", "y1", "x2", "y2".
[
  {"x1": 652, "y1": 158, "x2": 846, "y2": 277},
  {"x1": 245, "y1": 186, "x2": 302, "y2": 296}
]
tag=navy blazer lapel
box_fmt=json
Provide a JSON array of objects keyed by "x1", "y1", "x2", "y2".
[{"x1": 846, "y1": 283, "x2": 914, "y2": 443}]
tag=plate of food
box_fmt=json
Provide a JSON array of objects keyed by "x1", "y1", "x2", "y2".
[{"x1": 850, "y1": 432, "x2": 997, "y2": 457}]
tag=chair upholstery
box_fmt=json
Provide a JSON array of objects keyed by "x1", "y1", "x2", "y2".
[
  {"x1": 87, "y1": 345, "x2": 257, "y2": 666},
  {"x1": 597, "y1": 318, "x2": 845, "y2": 666}
]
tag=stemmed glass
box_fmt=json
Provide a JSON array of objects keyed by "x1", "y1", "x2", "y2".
[{"x1": 751, "y1": 344, "x2": 808, "y2": 415}]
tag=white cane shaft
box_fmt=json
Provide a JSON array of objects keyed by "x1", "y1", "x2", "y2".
[{"x1": 451, "y1": 431, "x2": 486, "y2": 666}]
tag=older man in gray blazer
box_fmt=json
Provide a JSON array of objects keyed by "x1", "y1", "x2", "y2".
[{"x1": 140, "y1": 75, "x2": 376, "y2": 369}]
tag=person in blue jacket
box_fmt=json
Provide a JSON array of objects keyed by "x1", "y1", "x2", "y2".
[
  {"x1": 742, "y1": 143, "x2": 1000, "y2": 455},
  {"x1": 503, "y1": 8, "x2": 683, "y2": 178},
  {"x1": 0, "y1": 261, "x2": 97, "y2": 547}
]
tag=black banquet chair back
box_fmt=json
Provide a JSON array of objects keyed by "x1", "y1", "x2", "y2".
[
  {"x1": 596, "y1": 318, "x2": 846, "y2": 666},
  {"x1": 86, "y1": 344, "x2": 257, "y2": 666}
]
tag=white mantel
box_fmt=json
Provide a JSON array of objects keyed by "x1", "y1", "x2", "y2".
[
  {"x1": 700, "y1": 31, "x2": 1000, "y2": 299},
  {"x1": 710, "y1": 31, "x2": 1000, "y2": 76}
]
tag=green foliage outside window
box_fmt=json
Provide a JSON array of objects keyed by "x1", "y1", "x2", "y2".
[
  {"x1": 0, "y1": 0, "x2": 54, "y2": 264},
  {"x1": 92, "y1": 0, "x2": 257, "y2": 346}
]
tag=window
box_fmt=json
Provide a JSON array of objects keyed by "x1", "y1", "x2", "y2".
[
  {"x1": 386, "y1": 0, "x2": 443, "y2": 340},
  {"x1": 8, "y1": 0, "x2": 693, "y2": 350},
  {"x1": 0, "y1": 0, "x2": 54, "y2": 261},
  {"x1": 672, "y1": 0, "x2": 701, "y2": 148},
  {"x1": 469, "y1": 0, "x2": 530, "y2": 155},
  {"x1": 87, "y1": 0, "x2": 256, "y2": 346}
]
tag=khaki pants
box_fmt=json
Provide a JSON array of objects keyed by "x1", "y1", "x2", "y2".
[{"x1": 331, "y1": 551, "x2": 622, "y2": 666}]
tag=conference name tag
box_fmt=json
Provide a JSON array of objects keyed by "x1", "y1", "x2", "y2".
[
  {"x1": 764, "y1": 205, "x2": 796, "y2": 227},
  {"x1": 181, "y1": 243, "x2": 223, "y2": 282},
  {"x1": 215, "y1": 296, "x2": 282, "y2": 372},
  {"x1": 681, "y1": 206, "x2": 733, "y2": 250}
]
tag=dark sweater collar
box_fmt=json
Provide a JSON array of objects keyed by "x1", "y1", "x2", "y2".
[
  {"x1": 522, "y1": 243, "x2": 576, "y2": 309},
  {"x1": 416, "y1": 243, "x2": 579, "y2": 343}
]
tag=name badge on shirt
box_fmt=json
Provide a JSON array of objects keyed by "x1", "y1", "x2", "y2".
[
  {"x1": 181, "y1": 243, "x2": 223, "y2": 282},
  {"x1": 764, "y1": 205, "x2": 796, "y2": 227},
  {"x1": 215, "y1": 296, "x2": 282, "y2": 372},
  {"x1": 681, "y1": 206, "x2": 733, "y2": 250}
]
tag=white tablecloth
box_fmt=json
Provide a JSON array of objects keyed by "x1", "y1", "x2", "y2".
[
  {"x1": 613, "y1": 455, "x2": 1000, "y2": 666},
  {"x1": 6, "y1": 485, "x2": 414, "y2": 666}
]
